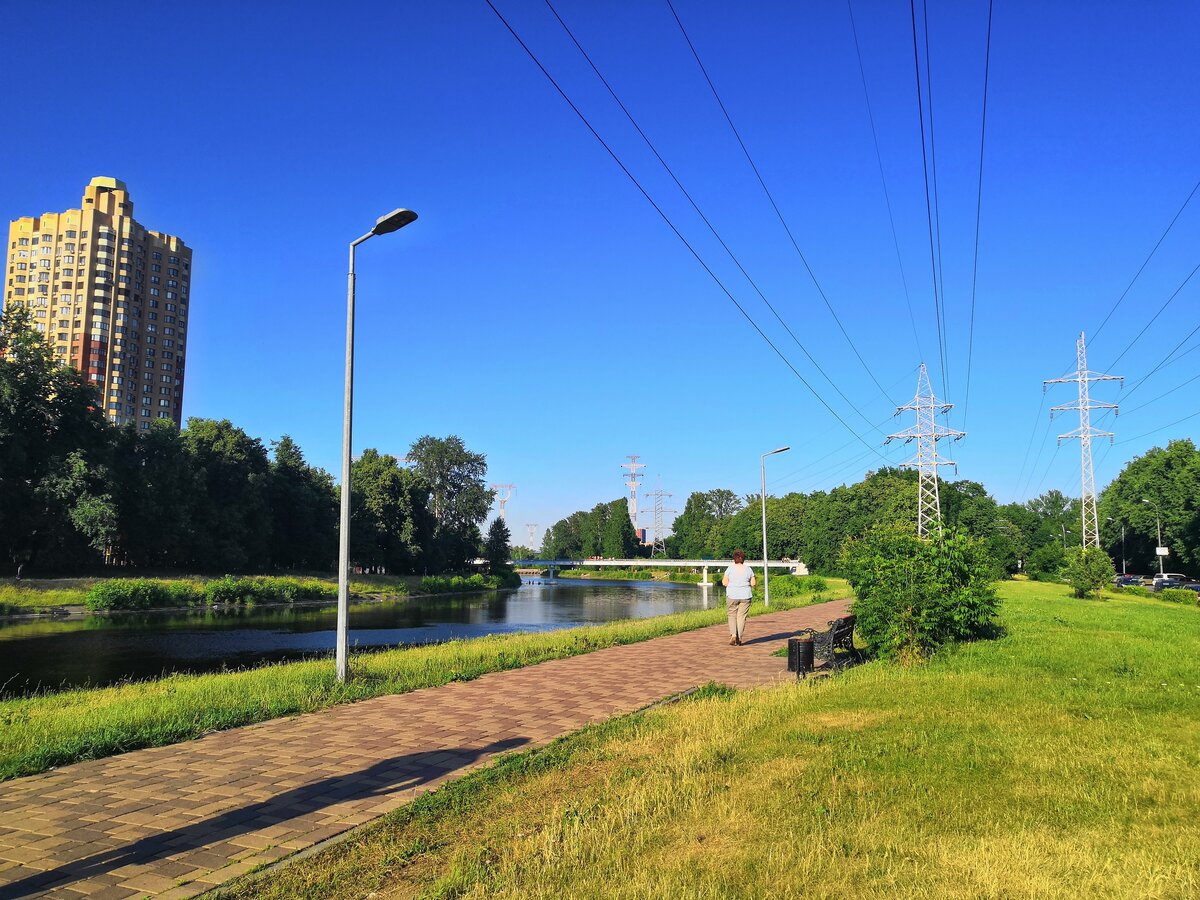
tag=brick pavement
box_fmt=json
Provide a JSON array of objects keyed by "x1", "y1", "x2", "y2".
[{"x1": 0, "y1": 598, "x2": 850, "y2": 899}]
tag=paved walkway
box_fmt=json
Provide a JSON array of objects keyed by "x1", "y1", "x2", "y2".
[{"x1": 0, "y1": 599, "x2": 850, "y2": 899}]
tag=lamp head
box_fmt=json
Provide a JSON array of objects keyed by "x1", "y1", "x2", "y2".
[
  {"x1": 372, "y1": 208, "x2": 418, "y2": 235},
  {"x1": 765, "y1": 446, "x2": 790, "y2": 457}
]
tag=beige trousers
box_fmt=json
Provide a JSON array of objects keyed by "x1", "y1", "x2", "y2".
[{"x1": 727, "y1": 599, "x2": 751, "y2": 640}]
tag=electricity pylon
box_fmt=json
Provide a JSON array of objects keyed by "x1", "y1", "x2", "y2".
[
  {"x1": 490, "y1": 484, "x2": 515, "y2": 521},
  {"x1": 886, "y1": 363, "x2": 964, "y2": 537},
  {"x1": 525, "y1": 523, "x2": 538, "y2": 548},
  {"x1": 1044, "y1": 332, "x2": 1122, "y2": 549},
  {"x1": 621, "y1": 455, "x2": 645, "y2": 528},
  {"x1": 644, "y1": 483, "x2": 675, "y2": 558}
]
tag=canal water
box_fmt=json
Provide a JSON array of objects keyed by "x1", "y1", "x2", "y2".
[{"x1": 0, "y1": 578, "x2": 722, "y2": 697}]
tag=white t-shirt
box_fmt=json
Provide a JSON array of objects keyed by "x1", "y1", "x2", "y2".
[{"x1": 724, "y1": 563, "x2": 755, "y2": 600}]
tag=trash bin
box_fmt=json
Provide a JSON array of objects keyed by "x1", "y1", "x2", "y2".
[{"x1": 788, "y1": 636, "x2": 814, "y2": 675}]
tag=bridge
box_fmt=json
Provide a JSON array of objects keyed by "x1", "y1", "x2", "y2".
[{"x1": 511, "y1": 558, "x2": 809, "y2": 585}]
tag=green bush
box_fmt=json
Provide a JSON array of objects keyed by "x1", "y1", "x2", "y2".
[
  {"x1": 762, "y1": 574, "x2": 827, "y2": 599},
  {"x1": 204, "y1": 576, "x2": 335, "y2": 605},
  {"x1": 1158, "y1": 588, "x2": 1198, "y2": 605},
  {"x1": 1063, "y1": 547, "x2": 1116, "y2": 599},
  {"x1": 1026, "y1": 542, "x2": 1065, "y2": 582},
  {"x1": 1118, "y1": 584, "x2": 1151, "y2": 597},
  {"x1": 85, "y1": 579, "x2": 203, "y2": 611},
  {"x1": 840, "y1": 523, "x2": 999, "y2": 665}
]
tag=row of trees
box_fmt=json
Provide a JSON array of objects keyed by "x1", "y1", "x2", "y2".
[
  {"x1": 0, "y1": 305, "x2": 498, "y2": 575},
  {"x1": 540, "y1": 498, "x2": 641, "y2": 559},
  {"x1": 638, "y1": 439, "x2": 1199, "y2": 579}
]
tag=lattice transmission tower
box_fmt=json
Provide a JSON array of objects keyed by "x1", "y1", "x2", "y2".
[
  {"x1": 490, "y1": 484, "x2": 515, "y2": 521},
  {"x1": 621, "y1": 455, "x2": 645, "y2": 528},
  {"x1": 1043, "y1": 332, "x2": 1122, "y2": 549},
  {"x1": 525, "y1": 523, "x2": 539, "y2": 548},
  {"x1": 886, "y1": 363, "x2": 965, "y2": 537},
  {"x1": 644, "y1": 483, "x2": 676, "y2": 558}
]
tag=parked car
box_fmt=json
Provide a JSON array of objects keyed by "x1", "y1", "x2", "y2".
[
  {"x1": 1112, "y1": 574, "x2": 1144, "y2": 587},
  {"x1": 1178, "y1": 583, "x2": 1200, "y2": 596},
  {"x1": 1152, "y1": 573, "x2": 1190, "y2": 591}
]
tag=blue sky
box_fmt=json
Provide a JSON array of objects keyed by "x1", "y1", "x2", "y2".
[{"x1": 2, "y1": 0, "x2": 1198, "y2": 544}]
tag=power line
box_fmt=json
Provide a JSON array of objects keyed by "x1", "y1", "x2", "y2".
[
  {"x1": 1104, "y1": 259, "x2": 1200, "y2": 370},
  {"x1": 962, "y1": 0, "x2": 994, "y2": 430},
  {"x1": 1116, "y1": 408, "x2": 1200, "y2": 445},
  {"x1": 483, "y1": 0, "x2": 890, "y2": 462},
  {"x1": 908, "y1": 0, "x2": 949, "y2": 405},
  {"x1": 545, "y1": 0, "x2": 886, "y2": 435},
  {"x1": 921, "y1": 0, "x2": 951, "y2": 403},
  {"x1": 845, "y1": 0, "x2": 923, "y2": 362},
  {"x1": 664, "y1": 0, "x2": 897, "y2": 405},
  {"x1": 1090, "y1": 178, "x2": 1200, "y2": 345}
]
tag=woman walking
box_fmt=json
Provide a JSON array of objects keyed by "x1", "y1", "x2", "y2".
[{"x1": 722, "y1": 549, "x2": 757, "y2": 645}]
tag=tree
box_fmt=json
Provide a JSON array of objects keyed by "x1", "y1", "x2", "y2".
[
  {"x1": 602, "y1": 499, "x2": 638, "y2": 558},
  {"x1": 0, "y1": 304, "x2": 113, "y2": 573},
  {"x1": 183, "y1": 418, "x2": 272, "y2": 571},
  {"x1": 1063, "y1": 546, "x2": 1115, "y2": 598},
  {"x1": 267, "y1": 436, "x2": 337, "y2": 571},
  {"x1": 485, "y1": 517, "x2": 512, "y2": 571},
  {"x1": 350, "y1": 449, "x2": 430, "y2": 573},
  {"x1": 407, "y1": 435, "x2": 494, "y2": 571}
]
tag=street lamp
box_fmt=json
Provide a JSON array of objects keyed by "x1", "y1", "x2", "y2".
[
  {"x1": 337, "y1": 207, "x2": 419, "y2": 683},
  {"x1": 760, "y1": 446, "x2": 790, "y2": 607},
  {"x1": 1106, "y1": 516, "x2": 1126, "y2": 575},
  {"x1": 1141, "y1": 498, "x2": 1165, "y2": 576}
]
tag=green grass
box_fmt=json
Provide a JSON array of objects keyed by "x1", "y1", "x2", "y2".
[
  {"x1": 224, "y1": 580, "x2": 1200, "y2": 899},
  {"x1": 0, "y1": 583, "x2": 838, "y2": 781}
]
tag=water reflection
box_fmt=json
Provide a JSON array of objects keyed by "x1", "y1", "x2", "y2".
[{"x1": 0, "y1": 577, "x2": 717, "y2": 696}]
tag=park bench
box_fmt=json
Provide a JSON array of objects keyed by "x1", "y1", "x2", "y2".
[{"x1": 791, "y1": 615, "x2": 861, "y2": 671}]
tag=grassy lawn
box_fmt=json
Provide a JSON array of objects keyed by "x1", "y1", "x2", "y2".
[
  {"x1": 225, "y1": 579, "x2": 1200, "y2": 899},
  {"x1": 0, "y1": 584, "x2": 837, "y2": 781}
]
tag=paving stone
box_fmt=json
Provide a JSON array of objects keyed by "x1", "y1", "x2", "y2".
[{"x1": 0, "y1": 600, "x2": 848, "y2": 898}]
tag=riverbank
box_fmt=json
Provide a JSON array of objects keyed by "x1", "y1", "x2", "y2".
[
  {"x1": 0, "y1": 571, "x2": 520, "y2": 618},
  {"x1": 0, "y1": 579, "x2": 841, "y2": 780},
  {"x1": 226, "y1": 579, "x2": 1200, "y2": 899}
]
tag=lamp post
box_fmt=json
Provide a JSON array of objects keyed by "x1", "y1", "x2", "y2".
[
  {"x1": 1141, "y1": 498, "x2": 1165, "y2": 576},
  {"x1": 1106, "y1": 516, "x2": 1126, "y2": 575},
  {"x1": 760, "y1": 446, "x2": 790, "y2": 607},
  {"x1": 337, "y1": 207, "x2": 418, "y2": 683}
]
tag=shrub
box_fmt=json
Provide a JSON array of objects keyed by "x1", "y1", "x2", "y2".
[
  {"x1": 763, "y1": 574, "x2": 827, "y2": 599},
  {"x1": 1026, "y1": 542, "x2": 1065, "y2": 582},
  {"x1": 1062, "y1": 547, "x2": 1116, "y2": 598},
  {"x1": 85, "y1": 579, "x2": 203, "y2": 611},
  {"x1": 1158, "y1": 588, "x2": 1198, "y2": 605},
  {"x1": 840, "y1": 523, "x2": 999, "y2": 665},
  {"x1": 1118, "y1": 584, "x2": 1151, "y2": 597}
]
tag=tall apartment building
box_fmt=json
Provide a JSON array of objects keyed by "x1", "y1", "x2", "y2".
[{"x1": 3, "y1": 176, "x2": 191, "y2": 428}]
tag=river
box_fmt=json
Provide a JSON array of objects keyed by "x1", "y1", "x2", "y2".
[{"x1": 0, "y1": 577, "x2": 723, "y2": 697}]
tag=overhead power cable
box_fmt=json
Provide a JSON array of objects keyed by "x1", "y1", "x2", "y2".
[
  {"x1": 962, "y1": 0, "x2": 994, "y2": 430},
  {"x1": 1090, "y1": 178, "x2": 1200, "y2": 346},
  {"x1": 908, "y1": 0, "x2": 950, "y2": 405},
  {"x1": 1116, "y1": 408, "x2": 1200, "y2": 445},
  {"x1": 483, "y1": 0, "x2": 889, "y2": 462},
  {"x1": 664, "y1": 0, "x2": 897, "y2": 405},
  {"x1": 544, "y1": 0, "x2": 885, "y2": 435},
  {"x1": 921, "y1": 0, "x2": 950, "y2": 400},
  {"x1": 845, "y1": 0, "x2": 923, "y2": 362},
  {"x1": 1104, "y1": 259, "x2": 1200, "y2": 370}
]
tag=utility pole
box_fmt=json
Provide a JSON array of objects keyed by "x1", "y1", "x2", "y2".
[
  {"x1": 644, "y1": 480, "x2": 675, "y2": 558},
  {"x1": 1044, "y1": 333, "x2": 1121, "y2": 549},
  {"x1": 886, "y1": 363, "x2": 964, "y2": 537},
  {"x1": 621, "y1": 455, "x2": 645, "y2": 528},
  {"x1": 490, "y1": 484, "x2": 515, "y2": 521}
]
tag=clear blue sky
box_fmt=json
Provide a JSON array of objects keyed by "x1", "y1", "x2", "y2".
[{"x1": 3, "y1": 0, "x2": 1198, "y2": 544}]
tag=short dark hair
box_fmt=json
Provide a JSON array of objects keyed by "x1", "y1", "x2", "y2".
[{"x1": 733, "y1": 549, "x2": 745, "y2": 563}]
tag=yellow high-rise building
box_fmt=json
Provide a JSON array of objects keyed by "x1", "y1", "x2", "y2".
[{"x1": 3, "y1": 177, "x2": 192, "y2": 428}]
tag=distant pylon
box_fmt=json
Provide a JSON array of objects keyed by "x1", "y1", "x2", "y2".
[
  {"x1": 525, "y1": 523, "x2": 538, "y2": 547},
  {"x1": 621, "y1": 455, "x2": 645, "y2": 528},
  {"x1": 1044, "y1": 332, "x2": 1122, "y2": 549},
  {"x1": 490, "y1": 484, "x2": 515, "y2": 521},
  {"x1": 886, "y1": 363, "x2": 965, "y2": 537},
  {"x1": 644, "y1": 479, "x2": 676, "y2": 557}
]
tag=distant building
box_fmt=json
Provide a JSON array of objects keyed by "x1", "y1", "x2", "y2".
[{"x1": 3, "y1": 177, "x2": 192, "y2": 428}]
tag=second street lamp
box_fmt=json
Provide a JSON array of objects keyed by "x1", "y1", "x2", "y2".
[
  {"x1": 1141, "y1": 498, "x2": 1165, "y2": 576},
  {"x1": 760, "y1": 446, "x2": 790, "y2": 607},
  {"x1": 337, "y1": 207, "x2": 419, "y2": 684}
]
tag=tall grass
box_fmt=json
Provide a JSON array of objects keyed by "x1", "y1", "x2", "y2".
[
  {"x1": 0, "y1": 586, "x2": 837, "y2": 780},
  {"x1": 226, "y1": 580, "x2": 1200, "y2": 899}
]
